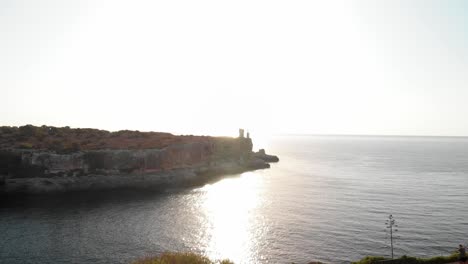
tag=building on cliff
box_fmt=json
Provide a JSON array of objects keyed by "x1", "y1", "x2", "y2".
[{"x1": 239, "y1": 128, "x2": 245, "y2": 138}]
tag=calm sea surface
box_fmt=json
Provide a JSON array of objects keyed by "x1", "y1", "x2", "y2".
[{"x1": 1, "y1": 136, "x2": 468, "y2": 264}]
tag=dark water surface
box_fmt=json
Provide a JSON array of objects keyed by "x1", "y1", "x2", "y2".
[{"x1": 1, "y1": 136, "x2": 468, "y2": 263}]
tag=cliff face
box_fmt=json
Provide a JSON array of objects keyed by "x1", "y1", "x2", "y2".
[{"x1": 0, "y1": 126, "x2": 276, "y2": 193}]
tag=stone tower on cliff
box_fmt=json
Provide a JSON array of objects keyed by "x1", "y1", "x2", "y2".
[{"x1": 239, "y1": 128, "x2": 244, "y2": 138}]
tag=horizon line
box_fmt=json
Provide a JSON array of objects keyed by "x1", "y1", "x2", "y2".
[
  {"x1": 3, "y1": 124, "x2": 468, "y2": 138},
  {"x1": 274, "y1": 133, "x2": 468, "y2": 138}
]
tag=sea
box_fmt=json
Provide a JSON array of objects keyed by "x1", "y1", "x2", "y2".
[{"x1": 1, "y1": 135, "x2": 468, "y2": 264}]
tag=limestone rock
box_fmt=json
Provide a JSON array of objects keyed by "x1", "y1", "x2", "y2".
[
  {"x1": 253, "y1": 149, "x2": 280, "y2": 162},
  {"x1": 0, "y1": 128, "x2": 279, "y2": 194}
]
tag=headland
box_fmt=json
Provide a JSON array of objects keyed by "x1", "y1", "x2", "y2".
[{"x1": 0, "y1": 125, "x2": 278, "y2": 193}]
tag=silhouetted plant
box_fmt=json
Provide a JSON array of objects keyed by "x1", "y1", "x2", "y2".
[{"x1": 385, "y1": 214, "x2": 399, "y2": 259}]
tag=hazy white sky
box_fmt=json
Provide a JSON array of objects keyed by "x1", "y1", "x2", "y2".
[{"x1": 2, "y1": 0, "x2": 468, "y2": 137}]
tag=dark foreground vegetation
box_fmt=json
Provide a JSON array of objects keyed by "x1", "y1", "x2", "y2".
[
  {"x1": 352, "y1": 253, "x2": 458, "y2": 264},
  {"x1": 131, "y1": 252, "x2": 457, "y2": 264},
  {"x1": 132, "y1": 252, "x2": 233, "y2": 264}
]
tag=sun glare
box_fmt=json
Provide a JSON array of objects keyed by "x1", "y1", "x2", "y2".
[{"x1": 199, "y1": 172, "x2": 265, "y2": 263}]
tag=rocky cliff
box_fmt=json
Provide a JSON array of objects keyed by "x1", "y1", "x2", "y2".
[{"x1": 0, "y1": 125, "x2": 278, "y2": 193}]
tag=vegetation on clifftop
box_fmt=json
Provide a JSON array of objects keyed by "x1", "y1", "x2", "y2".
[{"x1": 0, "y1": 125, "x2": 221, "y2": 152}]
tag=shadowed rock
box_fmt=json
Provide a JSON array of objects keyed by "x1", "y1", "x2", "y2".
[{"x1": 253, "y1": 149, "x2": 280, "y2": 162}]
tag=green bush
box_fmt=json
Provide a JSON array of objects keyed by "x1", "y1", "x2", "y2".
[
  {"x1": 132, "y1": 252, "x2": 233, "y2": 264},
  {"x1": 418, "y1": 253, "x2": 458, "y2": 264},
  {"x1": 352, "y1": 256, "x2": 386, "y2": 264},
  {"x1": 352, "y1": 253, "x2": 458, "y2": 264}
]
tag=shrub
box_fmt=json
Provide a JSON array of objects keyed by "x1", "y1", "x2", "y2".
[
  {"x1": 352, "y1": 256, "x2": 386, "y2": 264},
  {"x1": 353, "y1": 253, "x2": 458, "y2": 264},
  {"x1": 19, "y1": 125, "x2": 35, "y2": 137},
  {"x1": 132, "y1": 252, "x2": 233, "y2": 264},
  {"x1": 0, "y1": 126, "x2": 14, "y2": 134},
  {"x1": 32, "y1": 126, "x2": 48, "y2": 140},
  {"x1": 418, "y1": 253, "x2": 458, "y2": 264},
  {"x1": 18, "y1": 142, "x2": 34, "y2": 149}
]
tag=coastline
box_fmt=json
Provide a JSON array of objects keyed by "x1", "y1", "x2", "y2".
[
  {"x1": 0, "y1": 156, "x2": 272, "y2": 194},
  {"x1": 0, "y1": 125, "x2": 278, "y2": 194}
]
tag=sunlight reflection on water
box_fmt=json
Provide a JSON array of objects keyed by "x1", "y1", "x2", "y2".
[
  {"x1": 5, "y1": 137, "x2": 468, "y2": 264},
  {"x1": 196, "y1": 172, "x2": 265, "y2": 264}
]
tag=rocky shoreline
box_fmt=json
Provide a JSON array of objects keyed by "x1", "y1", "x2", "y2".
[
  {"x1": 0, "y1": 150, "x2": 276, "y2": 194},
  {"x1": 0, "y1": 126, "x2": 279, "y2": 194}
]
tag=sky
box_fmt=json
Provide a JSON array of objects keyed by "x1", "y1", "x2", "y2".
[{"x1": 1, "y1": 0, "x2": 468, "y2": 137}]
